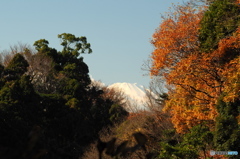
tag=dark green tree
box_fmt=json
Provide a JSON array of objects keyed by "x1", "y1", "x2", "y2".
[
  {"x1": 199, "y1": 0, "x2": 240, "y2": 52},
  {"x1": 57, "y1": 33, "x2": 92, "y2": 87},
  {"x1": 34, "y1": 39, "x2": 50, "y2": 53},
  {"x1": 0, "y1": 64, "x2": 5, "y2": 88},
  {"x1": 0, "y1": 34, "x2": 129, "y2": 159},
  {"x1": 32, "y1": 33, "x2": 92, "y2": 95},
  {"x1": 214, "y1": 95, "x2": 240, "y2": 157},
  {"x1": 3, "y1": 53, "x2": 29, "y2": 80},
  {"x1": 0, "y1": 81, "x2": 18, "y2": 107},
  {"x1": 33, "y1": 39, "x2": 59, "y2": 63},
  {"x1": 0, "y1": 54, "x2": 31, "y2": 107},
  {"x1": 58, "y1": 33, "x2": 92, "y2": 56},
  {"x1": 182, "y1": 124, "x2": 213, "y2": 158},
  {"x1": 158, "y1": 124, "x2": 213, "y2": 159}
]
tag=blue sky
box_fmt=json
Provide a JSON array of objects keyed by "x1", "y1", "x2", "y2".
[{"x1": 0, "y1": 0, "x2": 184, "y2": 87}]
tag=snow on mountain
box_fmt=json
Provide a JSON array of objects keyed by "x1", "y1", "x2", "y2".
[
  {"x1": 89, "y1": 75, "x2": 106, "y2": 88},
  {"x1": 89, "y1": 76, "x2": 159, "y2": 112},
  {"x1": 108, "y1": 82, "x2": 149, "y2": 112}
]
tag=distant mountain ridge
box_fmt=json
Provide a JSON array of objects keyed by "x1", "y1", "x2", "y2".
[{"x1": 108, "y1": 82, "x2": 149, "y2": 112}]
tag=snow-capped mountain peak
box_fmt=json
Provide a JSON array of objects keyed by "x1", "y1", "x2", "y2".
[
  {"x1": 108, "y1": 82, "x2": 148, "y2": 112},
  {"x1": 109, "y1": 82, "x2": 144, "y2": 98}
]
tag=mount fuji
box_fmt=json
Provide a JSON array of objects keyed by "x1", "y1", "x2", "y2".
[
  {"x1": 90, "y1": 76, "x2": 158, "y2": 112},
  {"x1": 108, "y1": 82, "x2": 150, "y2": 112}
]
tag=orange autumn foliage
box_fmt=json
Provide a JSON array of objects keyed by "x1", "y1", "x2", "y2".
[
  {"x1": 236, "y1": 0, "x2": 240, "y2": 5},
  {"x1": 150, "y1": 3, "x2": 240, "y2": 133},
  {"x1": 165, "y1": 29, "x2": 240, "y2": 133},
  {"x1": 216, "y1": 29, "x2": 240, "y2": 103},
  {"x1": 151, "y1": 4, "x2": 204, "y2": 75}
]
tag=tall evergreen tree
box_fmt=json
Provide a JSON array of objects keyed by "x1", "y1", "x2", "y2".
[
  {"x1": 199, "y1": 0, "x2": 240, "y2": 52},
  {"x1": 0, "y1": 34, "x2": 128, "y2": 159},
  {"x1": 3, "y1": 53, "x2": 29, "y2": 80},
  {"x1": 214, "y1": 95, "x2": 240, "y2": 157},
  {"x1": 0, "y1": 64, "x2": 5, "y2": 88}
]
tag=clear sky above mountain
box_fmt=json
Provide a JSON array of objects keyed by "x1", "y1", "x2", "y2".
[{"x1": 0, "y1": 0, "x2": 185, "y2": 87}]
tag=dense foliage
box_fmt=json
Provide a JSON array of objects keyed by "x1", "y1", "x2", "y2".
[
  {"x1": 199, "y1": 0, "x2": 240, "y2": 52},
  {"x1": 149, "y1": 0, "x2": 240, "y2": 158},
  {"x1": 1, "y1": 1, "x2": 240, "y2": 159},
  {"x1": 0, "y1": 34, "x2": 128, "y2": 159}
]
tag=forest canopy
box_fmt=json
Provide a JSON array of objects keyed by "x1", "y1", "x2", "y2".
[
  {"x1": 0, "y1": 33, "x2": 128, "y2": 159},
  {"x1": 0, "y1": 0, "x2": 240, "y2": 159},
  {"x1": 149, "y1": 0, "x2": 240, "y2": 158}
]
